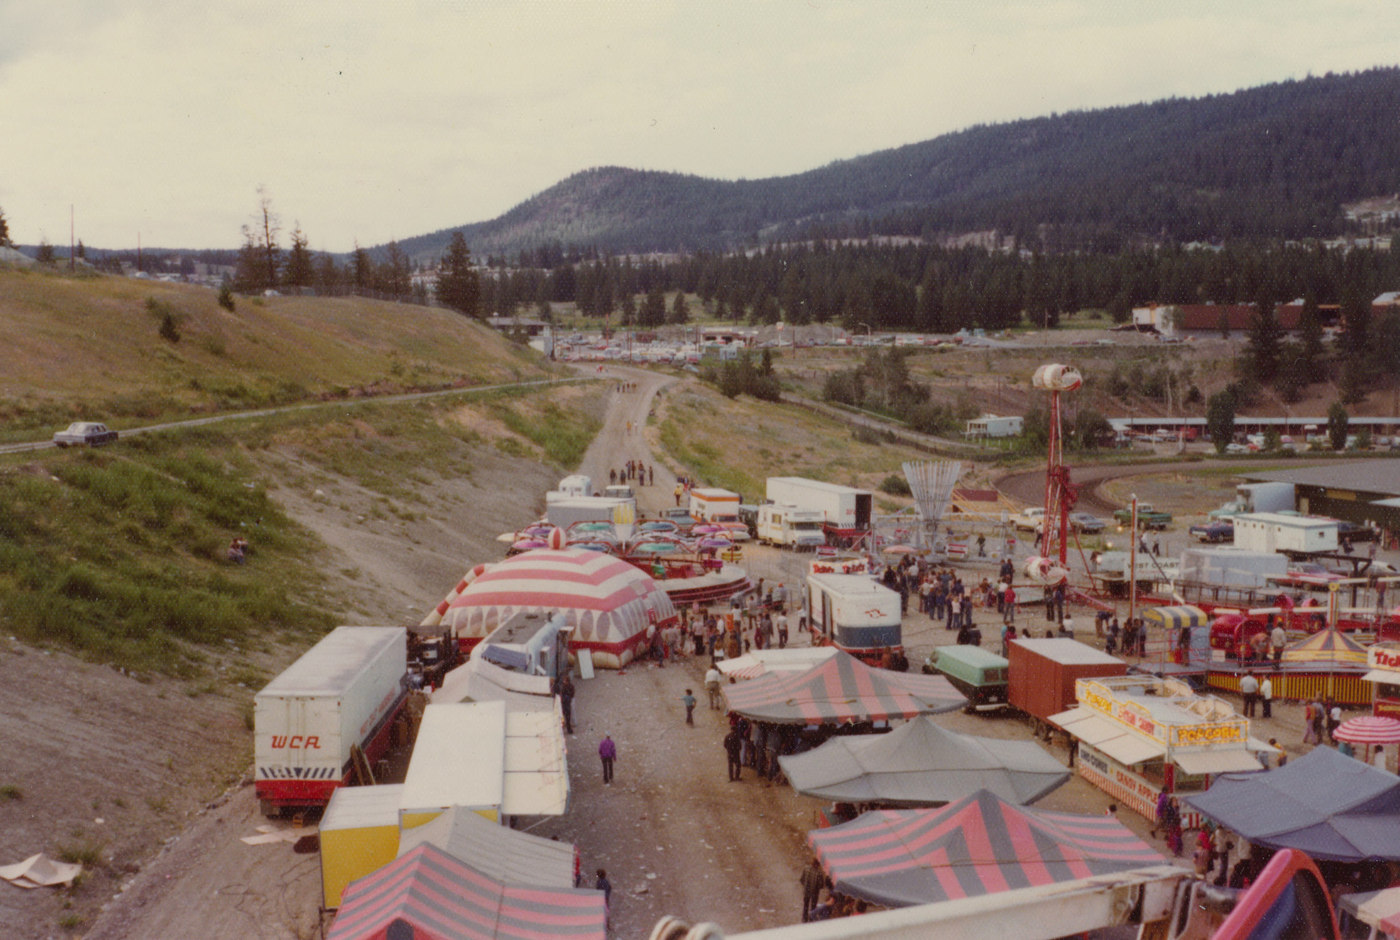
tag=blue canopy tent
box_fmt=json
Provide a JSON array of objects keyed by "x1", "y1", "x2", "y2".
[{"x1": 1182, "y1": 746, "x2": 1400, "y2": 862}]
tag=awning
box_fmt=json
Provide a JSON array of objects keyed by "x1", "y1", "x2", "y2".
[
  {"x1": 1174, "y1": 749, "x2": 1264, "y2": 776},
  {"x1": 1142, "y1": 605, "x2": 1210, "y2": 631},
  {"x1": 1364, "y1": 670, "x2": 1400, "y2": 686},
  {"x1": 502, "y1": 710, "x2": 569, "y2": 816},
  {"x1": 1050, "y1": 708, "x2": 1166, "y2": 765}
]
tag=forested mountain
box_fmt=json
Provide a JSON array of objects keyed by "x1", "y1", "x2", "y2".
[{"x1": 395, "y1": 68, "x2": 1400, "y2": 258}]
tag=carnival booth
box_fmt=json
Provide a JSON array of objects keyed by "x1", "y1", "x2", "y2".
[
  {"x1": 1365, "y1": 643, "x2": 1400, "y2": 719},
  {"x1": 722, "y1": 650, "x2": 964, "y2": 725},
  {"x1": 779, "y1": 716, "x2": 1070, "y2": 807},
  {"x1": 1051, "y1": 675, "x2": 1272, "y2": 827},
  {"x1": 1183, "y1": 746, "x2": 1400, "y2": 863},
  {"x1": 328, "y1": 843, "x2": 605, "y2": 940},
  {"x1": 807, "y1": 789, "x2": 1166, "y2": 909},
  {"x1": 429, "y1": 548, "x2": 678, "y2": 668}
]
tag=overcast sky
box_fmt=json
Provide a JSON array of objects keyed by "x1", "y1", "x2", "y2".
[{"x1": 2, "y1": 1, "x2": 1397, "y2": 253}]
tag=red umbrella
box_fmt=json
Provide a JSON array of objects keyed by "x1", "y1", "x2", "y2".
[{"x1": 1334, "y1": 716, "x2": 1400, "y2": 745}]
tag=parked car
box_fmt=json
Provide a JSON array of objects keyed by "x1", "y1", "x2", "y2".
[
  {"x1": 52, "y1": 421, "x2": 118, "y2": 448},
  {"x1": 1068, "y1": 512, "x2": 1107, "y2": 534},
  {"x1": 1334, "y1": 520, "x2": 1380, "y2": 543},
  {"x1": 1188, "y1": 520, "x2": 1234, "y2": 543},
  {"x1": 1223, "y1": 442, "x2": 1249, "y2": 454}
]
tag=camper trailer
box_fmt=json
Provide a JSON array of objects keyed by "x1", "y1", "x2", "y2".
[
  {"x1": 757, "y1": 503, "x2": 826, "y2": 550},
  {"x1": 805, "y1": 572, "x2": 902, "y2": 665}
]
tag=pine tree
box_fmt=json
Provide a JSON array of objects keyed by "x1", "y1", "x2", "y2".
[
  {"x1": 0, "y1": 206, "x2": 10, "y2": 247},
  {"x1": 437, "y1": 232, "x2": 482, "y2": 318},
  {"x1": 283, "y1": 224, "x2": 313, "y2": 289},
  {"x1": 668, "y1": 291, "x2": 690, "y2": 324}
]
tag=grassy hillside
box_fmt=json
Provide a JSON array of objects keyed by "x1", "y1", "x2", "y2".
[
  {"x1": 0, "y1": 267, "x2": 557, "y2": 437},
  {"x1": 0, "y1": 267, "x2": 602, "y2": 676}
]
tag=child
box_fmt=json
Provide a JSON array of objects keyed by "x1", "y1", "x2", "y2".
[{"x1": 681, "y1": 689, "x2": 696, "y2": 725}]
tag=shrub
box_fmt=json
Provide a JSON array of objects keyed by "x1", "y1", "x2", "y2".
[{"x1": 879, "y1": 474, "x2": 911, "y2": 496}]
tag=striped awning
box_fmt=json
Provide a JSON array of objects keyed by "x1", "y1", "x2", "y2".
[
  {"x1": 329, "y1": 843, "x2": 605, "y2": 940},
  {"x1": 723, "y1": 650, "x2": 965, "y2": 725},
  {"x1": 1142, "y1": 605, "x2": 1210, "y2": 631},
  {"x1": 1282, "y1": 627, "x2": 1367, "y2": 665},
  {"x1": 807, "y1": 789, "x2": 1167, "y2": 908}
]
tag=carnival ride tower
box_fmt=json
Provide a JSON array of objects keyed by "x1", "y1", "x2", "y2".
[{"x1": 1024, "y1": 363, "x2": 1082, "y2": 586}]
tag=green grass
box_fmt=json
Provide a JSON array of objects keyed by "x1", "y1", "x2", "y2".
[
  {"x1": 0, "y1": 784, "x2": 22, "y2": 801},
  {"x1": 0, "y1": 436, "x2": 334, "y2": 674},
  {"x1": 485, "y1": 394, "x2": 605, "y2": 469}
]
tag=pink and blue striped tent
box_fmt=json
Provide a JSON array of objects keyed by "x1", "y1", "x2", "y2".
[
  {"x1": 328, "y1": 843, "x2": 605, "y2": 940},
  {"x1": 808, "y1": 789, "x2": 1167, "y2": 908},
  {"x1": 722, "y1": 650, "x2": 964, "y2": 725}
]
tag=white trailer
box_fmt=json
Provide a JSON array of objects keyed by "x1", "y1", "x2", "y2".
[
  {"x1": 757, "y1": 503, "x2": 826, "y2": 549},
  {"x1": 806, "y1": 572, "x2": 901, "y2": 662},
  {"x1": 254, "y1": 626, "x2": 408, "y2": 814},
  {"x1": 1231, "y1": 512, "x2": 1338, "y2": 556},
  {"x1": 554, "y1": 474, "x2": 592, "y2": 497},
  {"x1": 544, "y1": 496, "x2": 635, "y2": 530},
  {"x1": 689, "y1": 487, "x2": 741, "y2": 522},
  {"x1": 765, "y1": 477, "x2": 873, "y2": 533}
]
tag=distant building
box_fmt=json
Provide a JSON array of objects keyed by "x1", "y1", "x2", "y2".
[
  {"x1": 965, "y1": 414, "x2": 1023, "y2": 439},
  {"x1": 1134, "y1": 303, "x2": 1304, "y2": 335}
]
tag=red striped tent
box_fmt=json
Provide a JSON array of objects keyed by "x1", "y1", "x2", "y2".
[
  {"x1": 437, "y1": 549, "x2": 677, "y2": 668},
  {"x1": 1334, "y1": 715, "x2": 1400, "y2": 745},
  {"x1": 328, "y1": 843, "x2": 605, "y2": 940},
  {"x1": 722, "y1": 650, "x2": 964, "y2": 725},
  {"x1": 808, "y1": 789, "x2": 1167, "y2": 908}
]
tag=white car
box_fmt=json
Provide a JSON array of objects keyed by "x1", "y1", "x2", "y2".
[
  {"x1": 1224, "y1": 442, "x2": 1249, "y2": 454},
  {"x1": 53, "y1": 421, "x2": 119, "y2": 447}
]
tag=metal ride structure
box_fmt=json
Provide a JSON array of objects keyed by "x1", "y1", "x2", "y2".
[
  {"x1": 1024, "y1": 364, "x2": 1082, "y2": 587},
  {"x1": 901, "y1": 460, "x2": 963, "y2": 556}
]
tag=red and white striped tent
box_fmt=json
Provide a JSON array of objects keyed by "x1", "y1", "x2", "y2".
[
  {"x1": 433, "y1": 548, "x2": 677, "y2": 668},
  {"x1": 328, "y1": 843, "x2": 605, "y2": 940},
  {"x1": 1334, "y1": 715, "x2": 1400, "y2": 745},
  {"x1": 722, "y1": 650, "x2": 965, "y2": 725},
  {"x1": 808, "y1": 789, "x2": 1166, "y2": 908}
]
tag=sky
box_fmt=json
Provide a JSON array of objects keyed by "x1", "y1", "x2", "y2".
[{"x1": 2, "y1": 1, "x2": 1398, "y2": 253}]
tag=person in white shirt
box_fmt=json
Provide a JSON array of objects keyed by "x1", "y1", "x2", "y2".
[
  {"x1": 1260, "y1": 676, "x2": 1274, "y2": 719},
  {"x1": 1375, "y1": 745, "x2": 1390, "y2": 773}
]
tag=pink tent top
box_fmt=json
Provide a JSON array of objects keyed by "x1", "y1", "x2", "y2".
[{"x1": 1334, "y1": 715, "x2": 1400, "y2": 745}]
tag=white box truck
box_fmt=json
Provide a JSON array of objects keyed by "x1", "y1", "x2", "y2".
[
  {"x1": 757, "y1": 503, "x2": 826, "y2": 550},
  {"x1": 765, "y1": 477, "x2": 872, "y2": 533},
  {"x1": 1232, "y1": 512, "x2": 1338, "y2": 556},
  {"x1": 254, "y1": 626, "x2": 408, "y2": 814},
  {"x1": 689, "y1": 487, "x2": 749, "y2": 541},
  {"x1": 805, "y1": 572, "x2": 902, "y2": 663},
  {"x1": 544, "y1": 496, "x2": 635, "y2": 530}
]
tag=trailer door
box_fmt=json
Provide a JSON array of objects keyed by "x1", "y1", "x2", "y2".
[{"x1": 855, "y1": 492, "x2": 872, "y2": 529}]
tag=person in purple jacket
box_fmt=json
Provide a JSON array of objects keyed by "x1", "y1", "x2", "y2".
[{"x1": 599, "y1": 733, "x2": 616, "y2": 784}]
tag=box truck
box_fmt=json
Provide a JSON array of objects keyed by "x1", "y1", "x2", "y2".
[
  {"x1": 1006, "y1": 637, "x2": 1126, "y2": 732},
  {"x1": 543, "y1": 496, "x2": 635, "y2": 530},
  {"x1": 765, "y1": 477, "x2": 872, "y2": 534},
  {"x1": 757, "y1": 503, "x2": 826, "y2": 549},
  {"x1": 805, "y1": 572, "x2": 902, "y2": 664},
  {"x1": 255, "y1": 626, "x2": 408, "y2": 814}
]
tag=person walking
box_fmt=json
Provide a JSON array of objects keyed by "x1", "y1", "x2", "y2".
[
  {"x1": 705, "y1": 665, "x2": 723, "y2": 709},
  {"x1": 1374, "y1": 745, "x2": 1391, "y2": 773},
  {"x1": 599, "y1": 733, "x2": 616, "y2": 784},
  {"x1": 800, "y1": 858, "x2": 828, "y2": 923},
  {"x1": 724, "y1": 726, "x2": 744, "y2": 781},
  {"x1": 1003, "y1": 583, "x2": 1016, "y2": 625},
  {"x1": 681, "y1": 689, "x2": 696, "y2": 726},
  {"x1": 1239, "y1": 673, "x2": 1259, "y2": 718},
  {"x1": 1260, "y1": 675, "x2": 1273, "y2": 719},
  {"x1": 557, "y1": 674, "x2": 575, "y2": 734},
  {"x1": 595, "y1": 869, "x2": 612, "y2": 928}
]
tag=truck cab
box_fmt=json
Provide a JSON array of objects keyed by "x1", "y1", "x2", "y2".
[{"x1": 1013, "y1": 507, "x2": 1046, "y2": 532}]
